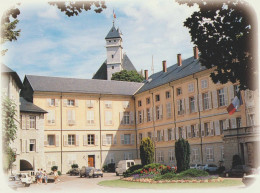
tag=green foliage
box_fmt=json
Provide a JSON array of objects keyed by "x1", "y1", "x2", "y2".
[
  {"x1": 49, "y1": 1, "x2": 107, "y2": 16},
  {"x1": 232, "y1": 154, "x2": 242, "y2": 168},
  {"x1": 177, "y1": 169, "x2": 208, "y2": 178},
  {"x1": 103, "y1": 163, "x2": 116, "y2": 172},
  {"x1": 111, "y1": 70, "x2": 145, "y2": 83},
  {"x1": 140, "y1": 137, "x2": 155, "y2": 166},
  {"x1": 175, "y1": 138, "x2": 190, "y2": 173},
  {"x1": 143, "y1": 163, "x2": 162, "y2": 170},
  {"x1": 51, "y1": 166, "x2": 58, "y2": 171},
  {"x1": 153, "y1": 172, "x2": 176, "y2": 181},
  {"x1": 102, "y1": 164, "x2": 108, "y2": 171},
  {"x1": 176, "y1": 0, "x2": 257, "y2": 90},
  {"x1": 58, "y1": 171, "x2": 62, "y2": 175},
  {"x1": 2, "y1": 96, "x2": 17, "y2": 172},
  {"x1": 71, "y1": 164, "x2": 78, "y2": 168},
  {"x1": 123, "y1": 164, "x2": 143, "y2": 177}
]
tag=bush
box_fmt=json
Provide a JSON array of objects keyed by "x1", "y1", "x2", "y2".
[
  {"x1": 102, "y1": 164, "x2": 108, "y2": 172},
  {"x1": 123, "y1": 164, "x2": 143, "y2": 177},
  {"x1": 140, "y1": 138, "x2": 155, "y2": 166},
  {"x1": 107, "y1": 163, "x2": 115, "y2": 172},
  {"x1": 178, "y1": 169, "x2": 208, "y2": 177},
  {"x1": 175, "y1": 139, "x2": 190, "y2": 173},
  {"x1": 154, "y1": 172, "x2": 176, "y2": 181},
  {"x1": 58, "y1": 171, "x2": 61, "y2": 175},
  {"x1": 71, "y1": 164, "x2": 78, "y2": 168},
  {"x1": 143, "y1": 163, "x2": 162, "y2": 170},
  {"x1": 51, "y1": 166, "x2": 58, "y2": 171}
]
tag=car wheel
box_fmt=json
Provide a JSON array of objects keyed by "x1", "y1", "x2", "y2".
[
  {"x1": 101, "y1": 175, "x2": 103, "y2": 178},
  {"x1": 24, "y1": 184, "x2": 30, "y2": 187},
  {"x1": 92, "y1": 175, "x2": 95, "y2": 178}
]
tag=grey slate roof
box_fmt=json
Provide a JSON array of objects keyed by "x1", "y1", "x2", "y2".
[
  {"x1": 25, "y1": 75, "x2": 144, "y2": 96},
  {"x1": 92, "y1": 54, "x2": 136, "y2": 80},
  {"x1": 136, "y1": 56, "x2": 207, "y2": 94},
  {"x1": 1, "y1": 64, "x2": 23, "y2": 89},
  {"x1": 105, "y1": 25, "x2": 121, "y2": 39},
  {"x1": 20, "y1": 97, "x2": 47, "y2": 113}
]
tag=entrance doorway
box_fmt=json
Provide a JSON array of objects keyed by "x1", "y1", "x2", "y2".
[
  {"x1": 88, "y1": 155, "x2": 95, "y2": 167},
  {"x1": 20, "y1": 160, "x2": 33, "y2": 171}
]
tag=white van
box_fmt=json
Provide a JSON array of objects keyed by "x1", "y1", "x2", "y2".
[{"x1": 115, "y1": 160, "x2": 135, "y2": 176}]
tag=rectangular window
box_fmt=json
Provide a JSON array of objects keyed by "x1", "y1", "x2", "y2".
[
  {"x1": 88, "y1": 134, "x2": 95, "y2": 145},
  {"x1": 138, "y1": 111, "x2": 142, "y2": 123},
  {"x1": 220, "y1": 120, "x2": 225, "y2": 134},
  {"x1": 146, "y1": 98, "x2": 150, "y2": 104},
  {"x1": 67, "y1": 110, "x2": 75, "y2": 125},
  {"x1": 67, "y1": 99, "x2": 75, "y2": 106},
  {"x1": 248, "y1": 114, "x2": 255, "y2": 126},
  {"x1": 201, "y1": 79, "x2": 208, "y2": 89},
  {"x1": 166, "y1": 103, "x2": 172, "y2": 118},
  {"x1": 105, "y1": 101, "x2": 112, "y2": 108},
  {"x1": 191, "y1": 125, "x2": 196, "y2": 138},
  {"x1": 146, "y1": 108, "x2": 151, "y2": 122},
  {"x1": 50, "y1": 99, "x2": 55, "y2": 106},
  {"x1": 203, "y1": 93, "x2": 209, "y2": 110},
  {"x1": 188, "y1": 83, "x2": 194, "y2": 92},
  {"x1": 29, "y1": 116, "x2": 36, "y2": 129},
  {"x1": 156, "y1": 106, "x2": 160, "y2": 120},
  {"x1": 29, "y1": 139, "x2": 36, "y2": 152},
  {"x1": 168, "y1": 128, "x2": 172, "y2": 141},
  {"x1": 106, "y1": 134, "x2": 112, "y2": 145},
  {"x1": 206, "y1": 147, "x2": 214, "y2": 162},
  {"x1": 122, "y1": 101, "x2": 130, "y2": 109},
  {"x1": 192, "y1": 148, "x2": 199, "y2": 162},
  {"x1": 178, "y1": 127, "x2": 183, "y2": 138},
  {"x1": 169, "y1": 150, "x2": 174, "y2": 162},
  {"x1": 157, "y1": 151, "x2": 164, "y2": 162},
  {"x1": 147, "y1": 132, "x2": 152, "y2": 139},
  {"x1": 157, "y1": 130, "x2": 161, "y2": 141},
  {"x1": 86, "y1": 100, "x2": 94, "y2": 108},
  {"x1": 177, "y1": 100, "x2": 184, "y2": 115},
  {"x1": 124, "y1": 134, "x2": 131, "y2": 145},
  {"x1": 139, "y1": 133, "x2": 143, "y2": 143},
  {"x1": 155, "y1": 94, "x2": 160, "y2": 102},
  {"x1": 48, "y1": 135, "x2": 55, "y2": 146},
  {"x1": 204, "y1": 122, "x2": 210, "y2": 136},
  {"x1": 123, "y1": 112, "x2": 130, "y2": 125},
  {"x1": 68, "y1": 135, "x2": 75, "y2": 145},
  {"x1": 87, "y1": 111, "x2": 94, "y2": 125},
  {"x1": 177, "y1": 88, "x2": 182, "y2": 95},
  {"x1": 105, "y1": 111, "x2": 113, "y2": 125},
  {"x1": 138, "y1": 100, "x2": 142, "y2": 107},
  {"x1": 47, "y1": 110, "x2": 55, "y2": 124},
  {"x1": 166, "y1": 91, "x2": 171, "y2": 99},
  {"x1": 236, "y1": 117, "x2": 241, "y2": 128},
  {"x1": 218, "y1": 88, "x2": 225, "y2": 107},
  {"x1": 190, "y1": 97, "x2": 195, "y2": 113}
]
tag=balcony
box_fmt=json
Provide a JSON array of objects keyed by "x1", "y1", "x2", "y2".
[{"x1": 223, "y1": 126, "x2": 260, "y2": 137}]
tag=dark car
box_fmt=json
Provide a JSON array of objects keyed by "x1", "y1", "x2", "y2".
[
  {"x1": 69, "y1": 168, "x2": 80, "y2": 176},
  {"x1": 80, "y1": 166, "x2": 94, "y2": 178},
  {"x1": 225, "y1": 165, "x2": 255, "y2": 177}
]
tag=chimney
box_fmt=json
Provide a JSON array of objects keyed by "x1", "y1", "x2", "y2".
[
  {"x1": 144, "y1": 70, "x2": 148, "y2": 80},
  {"x1": 162, "y1": 60, "x2": 167, "y2": 72},
  {"x1": 193, "y1": 46, "x2": 199, "y2": 59},
  {"x1": 177, "y1": 54, "x2": 182, "y2": 66}
]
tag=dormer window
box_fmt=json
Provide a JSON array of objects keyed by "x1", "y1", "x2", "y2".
[
  {"x1": 112, "y1": 66, "x2": 114, "y2": 69},
  {"x1": 112, "y1": 55, "x2": 114, "y2": 58},
  {"x1": 109, "y1": 40, "x2": 111, "y2": 43}
]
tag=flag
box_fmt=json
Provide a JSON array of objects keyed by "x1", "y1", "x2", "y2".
[
  {"x1": 113, "y1": 10, "x2": 116, "y2": 19},
  {"x1": 227, "y1": 90, "x2": 243, "y2": 115}
]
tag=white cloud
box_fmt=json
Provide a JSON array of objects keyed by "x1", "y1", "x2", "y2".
[{"x1": 37, "y1": 6, "x2": 60, "y2": 20}]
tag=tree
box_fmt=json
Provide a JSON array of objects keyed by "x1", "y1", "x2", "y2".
[
  {"x1": 175, "y1": 138, "x2": 190, "y2": 173},
  {"x1": 111, "y1": 70, "x2": 145, "y2": 82},
  {"x1": 1, "y1": 5, "x2": 21, "y2": 55},
  {"x1": 140, "y1": 137, "x2": 155, "y2": 166},
  {"x1": 176, "y1": 0, "x2": 257, "y2": 91},
  {"x1": 2, "y1": 96, "x2": 18, "y2": 172}
]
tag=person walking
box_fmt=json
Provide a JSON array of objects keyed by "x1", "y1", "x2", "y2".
[
  {"x1": 39, "y1": 169, "x2": 43, "y2": 184},
  {"x1": 54, "y1": 169, "x2": 59, "y2": 184},
  {"x1": 36, "y1": 169, "x2": 40, "y2": 184},
  {"x1": 43, "y1": 170, "x2": 48, "y2": 185}
]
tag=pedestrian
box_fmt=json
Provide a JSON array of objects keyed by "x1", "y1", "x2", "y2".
[
  {"x1": 39, "y1": 168, "x2": 43, "y2": 184},
  {"x1": 36, "y1": 169, "x2": 40, "y2": 184},
  {"x1": 43, "y1": 170, "x2": 48, "y2": 185},
  {"x1": 54, "y1": 169, "x2": 59, "y2": 184}
]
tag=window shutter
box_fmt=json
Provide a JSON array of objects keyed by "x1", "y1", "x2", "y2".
[
  {"x1": 229, "y1": 85, "x2": 234, "y2": 103},
  {"x1": 214, "y1": 120, "x2": 220, "y2": 135},
  {"x1": 187, "y1": 125, "x2": 191, "y2": 138},
  {"x1": 26, "y1": 139, "x2": 30, "y2": 152},
  {"x1": 176, "y1": 128, "x2": 179, "y2": 140},
  {"x1": 144, "y1": 109, "x2": 147, "y2": 123},
  {"x1": 154, "y1": 130, "x2": 157, "y2": 141},
  {"x1": 137, "y1": 133, "x2": 140, "y2": 144},
  {"x1": 102, "y1": 135, "x2": 106, "y2": 146},
  {"x1": 130, "y1": 111, "x2": 134, "y2": 125},
  {"x1": 150, "y1": 107, "x2": 153, "y2": 121},
  {"x1": 181, "y1": 99, "x2": 185, "y2": 114},
  {"x1": 56, "y1": 135, "x2": 59, "y2": 147},
  {"x1": 64, "y1": 135, "x2": 68, "y2": 146},
  {"x1": 76, "y1": 135, "x2": 79, "y2": 146},
  {"x1": 208, "y1": 91, "x2": 212, "y2": 109},
  {"x1": 120, "y1": 134, "x2": 124, "y2": 145},
  {"x1": 159, "y1": 105, "x2": 163, "y2": 119},
  {"x1": 21, "y1": 115, "x2": 26, "y2": 129},
  {"x1": 210, "y1": 121, "x2": 214, "y2": 136},
  {"x1": 55, "y1": 99, "x2": 59, "y2": 107},
  {"x1": 120, "y1": 112, "x2": 124, "y2": 125},
  {"x1": 44, "y1": 135, "x2": 48, "y2": 146},
  {"x1": 83, "y1": 135, "x2": 88, "y2": 146},
  {"x1": 199, "y1": 94, "x2": 203, "y2": 111},
  {"x1": 75, "y1": 100, "x2": 79, "y2": 107},
  {"x1": 47, "y1": 99, "x2": 51, "y2": 106},
  {"x1": 164, "y1": 129, "x2": 168, "y2": 141},
  {"x1": 160, "y1": 130, "x2": 163, "y2": 141},
  {"x1": 63, "y1": 99, "x2": 67, "y2": 107},
  {"x1": 142, "y1": 110, "x2": 144, "y2": 122},
  {"x1": 194, "y1": 95, "x2": 198, "y2": 112},
  {"x1": 26, "y1": 115, "x2": 30, "y2": 129},
  {"x1": 95, "y1": 134, "x2": 98, "y2": 146},
  {"x1": 212, "y1": 90, "x2": 218, "y2": 108},
  {"x1": 131, "y1": 134, "x2": 135, "y2": 145},
  {"x1": 171, "y1": 128, "x2": 175, "y2": 140},
  {"x1": 135, "y1": 111, "x2": 139, "y2": 124},
  {"x1": 177, "y1": 100, "x2": 180, "y2": 112},
  {"x1": 185, "y1": 97, "x2": 189, "y2": 114},
  {"x1": 195, "y1": 124, "x2": 199, "y2": 137},
  {"x1": 201, "y1": 123, "x2": 205, "y2": 137},
  {"x1": 113, "y1": 135, "x2": 117, "y2": 144},
  {"x1": 183, "y1": 126, "x2": 186, "y2": 139},
  {"x1": 225, "y1": 119, "x2": 230, "y2": 129},
  {"x1": 35, "y1": 116, "x2": 39, "y2": 130},
  {"x1": 231, "y1": 118, "x2": 237, "y2": 129},
  {"x1": 224, "y1": 87, "x2": 228, "y2": 106}
]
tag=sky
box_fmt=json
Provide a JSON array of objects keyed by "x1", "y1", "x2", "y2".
[{"x1": 1, "y1": 0, "x2": 258, "y2": 81}]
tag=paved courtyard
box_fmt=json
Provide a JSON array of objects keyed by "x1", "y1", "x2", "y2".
[{"x1": 3, "y1": 173, "x2": 256, "y2": 193}]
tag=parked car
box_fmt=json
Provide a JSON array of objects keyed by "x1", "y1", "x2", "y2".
[
  {"x1": 8, "y1": 173, "x2": 33, "y2": 188},
  {"x1": 80, "y1": 166, "x2": 94, "y2": 178},
  {"x1": 115, "y1": 160, "x2": 135, "y2": 176},
  {"x1": 92, "y1": 169, "x2": 103, "y2": 178},
  {"x1": 190, "y1": 164, "x2": 203, "y2": 169},
  {"x1": 242, "y1": 167, "x2": 260, "y2": 186},
  {"x1": 203, "y1": 164, "x2": 219, "y2": 173},
  {"x1": 198, "y1": 164, "x2": 205, "y2": 170},
  {"x1": 225, "y1": 165, "x2": 255, "y2": 177},
  {"x1": 69, "y1": 168, "x2": 80, "y2": 176}
]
